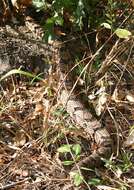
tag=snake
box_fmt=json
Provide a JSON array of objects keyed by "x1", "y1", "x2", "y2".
[{"x1": 56, "y1": 38, "x2": 112, "y2": 176}]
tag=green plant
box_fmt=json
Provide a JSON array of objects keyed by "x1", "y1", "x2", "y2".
[
  {"x1": 105, "y1": 0, "x2": 117, "y2": 28},
  {"x1": 32, "y1": 0, "x2": 108, "y2": 41},
  {"x1": 88, "y1": 178, "x2": 102, "y2": 186},
  {"x1": 103, "y1": 151, "x2": 133, "y2": 177},
  {"x1": 53, "y1": 107, "x2": 68, "y2": 117},
  {"x1": 70, "y1": 171, "x2": 84, "y2": 186},
  {"x1": 57, "y1": 143, "x2": 81, "y2": 165},
  {"x1": 32, "y1": 0, "x2": 132, "y2": 42},
  {"x1": 0, "y1": 69, "x2": 44, "y2": 83}
]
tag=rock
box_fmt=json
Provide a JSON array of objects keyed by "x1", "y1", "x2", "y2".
[{"x1": 0, "y1": 25, "x2": 56, "y2": 78}]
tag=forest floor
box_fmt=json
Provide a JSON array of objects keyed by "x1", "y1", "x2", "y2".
[{"x1": 0, "y1": 2, "x2": 134, "y2": 190}]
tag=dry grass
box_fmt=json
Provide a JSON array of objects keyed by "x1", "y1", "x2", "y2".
[
  {"x1": 0, "y1": 4, "x2": 134, "y2": 187},
  {"x1": 0, "y1": 33, "x2": 134, "y2": 190}
]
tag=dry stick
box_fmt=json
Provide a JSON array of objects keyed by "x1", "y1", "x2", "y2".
[
  {"x1": 95, "y1": 39, "x2": 128, "y2": 79},
  {"x1": 104, "y1": 39, "x2": 134, "y2": 157},
  {"x1": 113, "y1": 59, "x2": 133, "y2": 80},
  {"x1": 95, "y1": 39, "x2": 120, "y2": 77},
  {"x1": 107, "y1": 105, "x2": 120, "y2": 158},
  {"x1": 0, "y1": 139, "x2": 38, "y2": 180},
  {"x1": 8, "y1": 115, "x2": 33, "y2": 140},
  {"x1": 112, "y1": 40, "x2": 134, "y2": 157},
  {"x1": 115, "y1": 39, "x2": 134, "y2": 88},
  {"x1": 0, "y1": 178, "x2": 30, "y2": 190}
]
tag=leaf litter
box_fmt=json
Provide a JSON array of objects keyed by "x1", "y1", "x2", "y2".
[{"x1": 0, "y1": 2, "x2": 134, "y2": 189}]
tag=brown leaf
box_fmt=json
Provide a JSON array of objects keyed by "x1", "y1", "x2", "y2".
[
  {"x1": 11, "y1": 0, "x2": 32, "y2": 9},
  {"x1": 126, "y1": 92, "x2": 134, "y2": 103},
  {"x1": 14, "y1": 130, "x2": 27, "y2": 147},
  {"x1": 34, "y1": 102, "x2": 44, "y2": 114},
  {"x1": 124, "y1": 128, "x2": 134, "y2": 149}
]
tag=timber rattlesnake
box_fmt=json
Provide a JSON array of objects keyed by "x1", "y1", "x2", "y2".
[{"x1": 57, "y1": 38, "x2": 112, "y2": 175}]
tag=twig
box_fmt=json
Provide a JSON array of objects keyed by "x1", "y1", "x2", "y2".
[{"x1": 0, "y1": 178, "x2": 30, "y2": 190}]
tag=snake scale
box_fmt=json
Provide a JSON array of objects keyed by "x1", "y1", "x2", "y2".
[{"x1": 0, "y1": 15, "x2": 112, "y2": 178}]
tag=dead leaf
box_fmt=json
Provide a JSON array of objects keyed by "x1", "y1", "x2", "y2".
[
  {"x1": 95, "y1": 92, "x2": 108, "y2": 116},
  {"x1": 11, "y1": 0, "x2": 32, "y2": 9},
  {"x1": 14, "y1": 130, "x2": 27, "y2": 147},
  {"x1": 126, "y1": 92, "x2": 134, "y2": 103},
  {"x1": 34, "y1": 102, "x2": 44, "y2": 114},
  {"x1": 97, "y1": 185, "x2": 119, "y2": 190},
  {"x1": 124, "y1": 128, "x2": 134, "y2": 149},
  {"x1": 112, "y1": 88, "x2": 126, "y2": 102}
]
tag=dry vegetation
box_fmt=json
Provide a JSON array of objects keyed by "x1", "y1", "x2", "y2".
[{"x1": 0, "y1": 0, "x2": 134, "y2": 189}]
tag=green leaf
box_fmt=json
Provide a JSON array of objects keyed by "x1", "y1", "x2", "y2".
[
  {"x1": 32, "y1": 0, "x2": 47, "y2": 10},
  {"x1": 53, "y1": 107, "x2": 66, "y2": 116},
  {"x1": 115, "y1": 28, "x2": 131, "y2": 39},
  {"x1": 56, "y1": 16, "x2": 64, "y2": 25},
  {"x1": 43, "y1": 31, "x2": 55, "y2": 43},
  {"x1": 75, "y1": 0, "x2": 85, "y2": 29},
  {"x1": 101, "y1": 23, "x2": 111, "y2": 29},
  {"x1": 45, "y1": 18, "x2": 55, "y2": 31},
  {"x1": 88, "y1": 178, "x2": 101, "y2": 186},
  {"x1": 70, "y1": 172, "x2": 84, "y2": 186},
  {"x1": 62, "y1": 160, "x2": 74, "y2": 165},
  {"x1": 72, "y1": 144, "x2": 81, "y2": 156},
  {"x1": 54, "y1": 13, "x2": 64, "y2": 26},
  {"x1": 81, "y1": 167, "x2": 94, "y2": 172},
  {"x1": 57, "y1": 144, "x2": 72, "y2": 153},
  {"x1": 0, "y1": 69, "x2": 43, "y2": 82}
]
